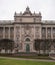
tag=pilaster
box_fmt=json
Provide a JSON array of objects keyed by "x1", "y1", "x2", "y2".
[{"x1": 34, "y1": 25, "x2": 35, "y2": 39}]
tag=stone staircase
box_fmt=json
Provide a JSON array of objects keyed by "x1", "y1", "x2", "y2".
[{"x1": 14, "y1": 52, "x2": 37, "y2": 56}]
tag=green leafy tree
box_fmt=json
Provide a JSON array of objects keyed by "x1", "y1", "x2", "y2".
[{"x1": 0, "y1": 39, "x2": 14, "y2": 53}]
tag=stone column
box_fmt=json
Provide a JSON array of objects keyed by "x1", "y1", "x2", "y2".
[
  {"x1": 51, "y1": 27, "x2": 53, "y2": 39},
  {"x1": 14, "y1": 26, "x2": 16, "y2": 42},
  {"x1": 9, "y1": 27, "x2": 10, "y2": 39},
  {"x1": 39, "y1": 27, "x2": 42, "y2": 39},
  {"x1": 3, "y1": 27, "x2": 5, "y2": 38},
  {"x1": 46, "y1": 27, "x2": 47, "y2": 39},
  {"x1": 14, "y1": 26, "x2": 17, "y2": 52}
]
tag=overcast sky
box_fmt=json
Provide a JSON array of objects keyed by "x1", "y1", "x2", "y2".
[{"x1": 0, "y1": 0, "x2": 55, "y2": 20}]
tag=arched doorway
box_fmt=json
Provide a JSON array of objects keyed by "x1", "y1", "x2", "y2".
[
  {"x1": 25, "y1": 38, "x2": 30, "y2": 52},
  {"x1": 26, "y1": 44, "x2": 30, "y2": 52},
  {"x1": 25, "y1": 38, "x2": 30, "y2": 41}
]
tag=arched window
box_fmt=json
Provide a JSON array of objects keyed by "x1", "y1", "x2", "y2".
[{"x1": 25, "y1": 38, "x2": 30, "y2": 42}]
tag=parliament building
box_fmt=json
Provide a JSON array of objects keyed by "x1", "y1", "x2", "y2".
[{"x1": 0, "y1": 7, "x2": 55, "y2": 54}]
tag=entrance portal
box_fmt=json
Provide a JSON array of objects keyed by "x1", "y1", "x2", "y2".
[
  {"x1": 25, "y1": 38, "x2": 30, "y2": 52},
  {"x1": 26, "y1": 44, "x2": 30, "y2": 52}
]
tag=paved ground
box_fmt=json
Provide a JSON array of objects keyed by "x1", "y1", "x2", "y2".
[{"x1": 0, "y1": 56, "x2": 55, "y2": 62}]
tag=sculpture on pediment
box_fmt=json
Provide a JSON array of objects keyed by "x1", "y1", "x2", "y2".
[{"x1": 23, "y1": 6, "x2": 32, "y2": 15}]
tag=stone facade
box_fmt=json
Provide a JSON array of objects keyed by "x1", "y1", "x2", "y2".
[{"x1": 0, "y1": 6, "x2": 55, "y2": 54}]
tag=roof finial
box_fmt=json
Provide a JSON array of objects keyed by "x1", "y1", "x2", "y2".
[
  {"x1": 26, "y1": 6, "x2": 30, "y2": 11},
  {"x1": 23, "y1": 6, "x2": 32, "y2": 15},
  {"x1": 39, "y1": 12, "x2": 41, "y2": 16},
  {"x1": 20, "y1": 11, "x2": 22, "y2": 15},
  {"x1": 34, "y1": 11, "x2": 35, "y2": 14},
  {"x1": 14, "y1": 11, "x2": 16, "y2": 16}
]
